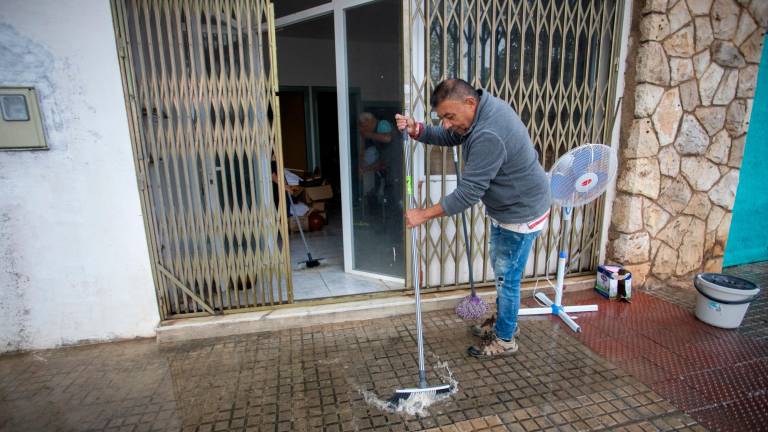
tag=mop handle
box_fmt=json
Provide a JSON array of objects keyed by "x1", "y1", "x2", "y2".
[
  {"x1": 451, "y1": 147, "x2": 477, "y2": 297},
  {"x1": 403, "y1": 115, "x2": 427, "y2": 386}
]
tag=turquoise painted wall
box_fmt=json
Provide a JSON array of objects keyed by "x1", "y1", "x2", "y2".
[{"x1": 724, "y1": 35, "x2": 768, "y2": 267}]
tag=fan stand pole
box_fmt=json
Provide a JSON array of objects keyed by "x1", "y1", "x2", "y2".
[{"x1": 518, "y1": 207, "x2": 598, "y2": 332}]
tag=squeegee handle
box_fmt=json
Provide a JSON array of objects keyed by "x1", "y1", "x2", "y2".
[{"x1": 403, "y1": 117, "x2": 427, "y2": 382}]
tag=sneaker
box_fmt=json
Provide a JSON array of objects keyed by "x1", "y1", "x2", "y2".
[
  {"x1": 467, "y1": 336, "x2": 519, "y2": 359},
  {"x1": 470, "y1": 315, "x2": 496, "y2": 338},
  {"x1": 470, "y1": 315, "x2": 520, "y2": 339}
]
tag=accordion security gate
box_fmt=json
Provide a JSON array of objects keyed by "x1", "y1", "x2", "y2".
[
  {"x1": 404, "y1": 0, "x2": 626, "y2": 290},
  {"x1": 112, "y1": 0, "x2": 292, "y2": 318},
  {"x1": 112, "y1": 0, "x2": 626, "y2": 318}
]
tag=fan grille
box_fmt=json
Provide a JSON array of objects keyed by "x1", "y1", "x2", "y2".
[{"x1": 550, "y1": 143, "x2": 618, "y2": 207}]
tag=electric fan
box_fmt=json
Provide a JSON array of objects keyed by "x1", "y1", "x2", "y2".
[{"x1": 518, "y1": 143, "x2": 618, "y2": 332}]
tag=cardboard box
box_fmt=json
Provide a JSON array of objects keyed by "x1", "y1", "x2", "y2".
[
  {"x1": 287, "y1": 185, "x2": 303, "y2": 197},
  {"x1": 595, "y1": 265, "x2": 632, "y2": 301},
  {"x1": 304, "y1": 184, "x2": 333, "y2": 202},
  {"x1": 288, "y1": 215, "x2": 309, "y2": 233},
  {"x1": 311, "y1": 201, "x2": 326, "y2": 212}
]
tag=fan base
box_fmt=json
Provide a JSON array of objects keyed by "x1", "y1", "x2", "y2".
[{"x1": 518, "y1": 293, "x2": 598, "y2": 332}]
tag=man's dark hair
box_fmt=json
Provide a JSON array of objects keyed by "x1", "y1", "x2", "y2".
[{"x1": 430, "y1": 79, "x2": 479, "y2": 108}]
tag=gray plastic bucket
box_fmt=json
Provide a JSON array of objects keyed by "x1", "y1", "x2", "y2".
[{"x1": 694, "y1": 273, "x2": 761, "y2": 329}]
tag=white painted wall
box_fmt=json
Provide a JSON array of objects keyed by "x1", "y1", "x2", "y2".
[{"x1": 0, "y1": 1, "x2": 159, "y2": 352}]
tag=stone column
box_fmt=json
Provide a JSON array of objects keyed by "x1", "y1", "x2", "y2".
[{"x1": 608, "y1": 0, "x2": 767, "y2": 288}]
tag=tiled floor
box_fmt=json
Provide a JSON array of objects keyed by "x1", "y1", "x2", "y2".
[
  {"x1": 289, "y1": 208, "x2": 404, "y2": 301},
  {"x1": 570, "y1": 261, "x2": 768, "y2": 432},
  {"x1": 422, "y1": 413, "x2": 699, "y2": 432},
  {"x1": 1, "y1": 263, "x2": 765, "y2": 431},
  {"x1": 648, "y1": 262, "x2": 768, "y2": 343},
  {"x1": 0, "y1": 301, "x2": 701, "y2": 431}
]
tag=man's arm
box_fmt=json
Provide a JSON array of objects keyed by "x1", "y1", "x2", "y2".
[
  {"x1": 439, "y1": 131, "x2": 505, "y2": 216},
  {"x1": 406, "y1": 132, "x2": 505, "y2": 227},
  {"x1": 395, "y1": 114, "x2": 461, "y2": 147},
  {"x1": 405, "y1": 204, "x2": 445, "y2": 228},
  {"x1": 419, "y1": 124, "x2": 461, "y2": 147},
  {"x1": 363, "y1": 119, "x2": 394, "y2": 144},
  {"x1": 363, "y1": 131, "x2": 392, "y2": 143}
]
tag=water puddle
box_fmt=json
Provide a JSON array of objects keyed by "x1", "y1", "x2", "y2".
[{"x1": 359, "y1": 355, "x2": 458, "y2": 417}]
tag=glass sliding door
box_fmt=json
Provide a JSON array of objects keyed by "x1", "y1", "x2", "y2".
[{"x1": 345, "y1": 0, "x2": 404, "y2": 278}]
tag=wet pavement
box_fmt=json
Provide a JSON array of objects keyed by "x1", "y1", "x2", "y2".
[
  {"x1": 637, "y1": 262, "x2": 768, "y2": 432},
  {"x1": 1, "y1": 262, "x2": 765, "y2": 431},
  {"x1": 0, "y1": 309, "x2": 698, "y2": 431},
  {"x1": 650, "y1": 262, "x2": 768, "y2": 343}
]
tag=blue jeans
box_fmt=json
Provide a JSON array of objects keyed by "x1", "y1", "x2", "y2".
[{"x1": 490, "y1": 223, "x2": 540, "y2": 341}]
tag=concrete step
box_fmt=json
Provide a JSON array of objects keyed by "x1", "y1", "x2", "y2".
[{"x1": 156, "y1": 276, "x2": 595, "y2": 343}]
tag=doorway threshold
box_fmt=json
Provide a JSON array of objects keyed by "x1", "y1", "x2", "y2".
[{"x1": 156, "y1": 275, "x2": 595, "y2": 343}]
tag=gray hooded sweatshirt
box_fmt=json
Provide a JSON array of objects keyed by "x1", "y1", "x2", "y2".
[{"x1": 419, "y1": 90, "x2": 552, "y2": 224}]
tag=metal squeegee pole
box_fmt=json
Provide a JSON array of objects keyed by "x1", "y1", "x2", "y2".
[{"x1": 403, "y1": 124, "x2": 427, "y2": 387}]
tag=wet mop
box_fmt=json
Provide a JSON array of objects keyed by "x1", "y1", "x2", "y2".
[
  {"x1": 284, "y1": 178, "x2": 322, "y2": 268},
  {"x1": 389, "y1": 123, "x2": 452, "y2": 406},
  {"x1": 451, "y1": 146, "x2": 491, "y2": 320}
]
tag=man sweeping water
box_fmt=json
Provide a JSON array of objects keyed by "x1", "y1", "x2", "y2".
[{"x1": 396, "y1": 79, "x2": 552, "y2": 359}]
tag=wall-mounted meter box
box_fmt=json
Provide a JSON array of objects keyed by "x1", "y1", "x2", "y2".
[{"x1": 0, "y1": 87, "x2": 48, "y2": 150}]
